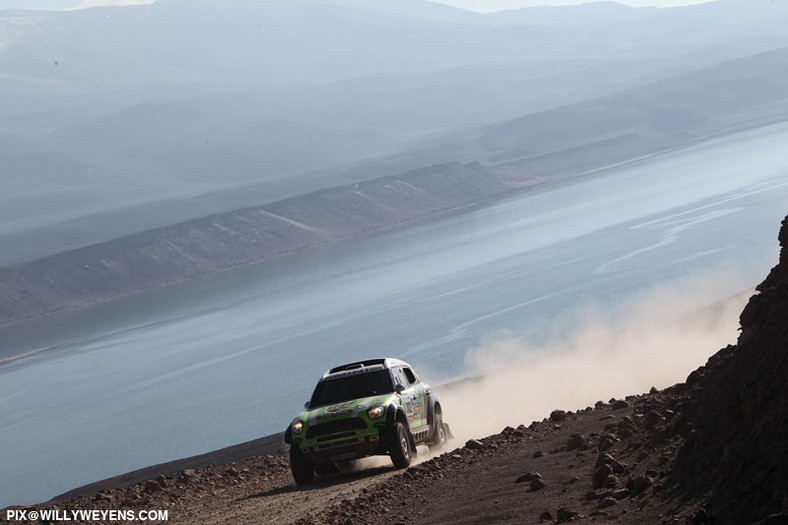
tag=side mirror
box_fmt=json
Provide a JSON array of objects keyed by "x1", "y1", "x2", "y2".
[
  {"x1": 395, "y1": 384, "x2": 405, "y2": 394},
  {"x1": 304, "y1": 401, "x2": 310, "y2": 410}
]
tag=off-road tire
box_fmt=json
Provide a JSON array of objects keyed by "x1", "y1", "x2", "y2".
[
  {"x1": 388, "y1": 421, "x2": 412, "y2": 469},
  {"x1": 315, "y1": 462, "x2": 340, "y2": 477},
  {"x1": 428, "y1": 410, "x2": 447, "y2": 452},
  {"x1": 289, "y1": 445, "x2": 315, "y2": 486},
  {"x1": 336, "y1": 460, "x2": 356, "y2": 473}
]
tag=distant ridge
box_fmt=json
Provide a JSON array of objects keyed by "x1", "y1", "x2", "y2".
[{"x1": 0, "y1": 162, "x2": 531, "y2": 326}]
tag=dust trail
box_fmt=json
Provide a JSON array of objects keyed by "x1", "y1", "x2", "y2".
[{"x1": 431, "y1": 267, "x2": 753, "y2": 445}]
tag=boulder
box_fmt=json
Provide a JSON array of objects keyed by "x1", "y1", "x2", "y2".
[
  {"x1": 598, "y1": 497, "x2": 617, "y2": 509},
  {"x1": 465, "y1": 439, "x2": 484, "y2": 450},
  {"x1": 592, "y1": 464, "x2": 614, "y2": 489},
  {"x1": 515, "y1": 472, "x2": 542, "y2": 483},
  {"x1": 566, "y1": 433, "x2": 590, "y2": 451},
  {"x1": 530, "y1": 478, "x2": 547, "y2": 491},
  {"x1": 550, "y1": 410, "x2": 568, "y2": 422}
]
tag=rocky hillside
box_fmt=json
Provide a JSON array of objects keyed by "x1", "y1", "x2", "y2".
[
  {"x1": 0, "y1": 162, "x2": 529, "y2": 325},
  {"x1": 670, "y1": 214, "x2": 788, "y2": 523}
]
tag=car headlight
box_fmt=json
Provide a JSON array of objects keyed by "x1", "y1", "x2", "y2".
[
  {"x1": 292, "y1": 420, "x2": 304, "y2": 434},
  {"x1": 367, "y1": 404, "x2": 385, "y2": 420}
]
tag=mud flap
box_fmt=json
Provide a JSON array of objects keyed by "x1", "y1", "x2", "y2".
[{"x1": 443, "y1": 422, "x2": 454, "y2": 441}]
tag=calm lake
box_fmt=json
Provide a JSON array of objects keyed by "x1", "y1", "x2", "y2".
[{"x1": 1, "y1": 122, "x2": 788, "y2": 507}]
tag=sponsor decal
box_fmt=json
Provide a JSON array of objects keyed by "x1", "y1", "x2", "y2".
[
  {"x1": 315, "y1": 402, "x2": 367, "y2": 420},
  {"x1": 326, "y1": 401, "x2": 355, "y2": 413},
  {"x1": 317, "y1": 409, "x2": 353, "y2": 419}
]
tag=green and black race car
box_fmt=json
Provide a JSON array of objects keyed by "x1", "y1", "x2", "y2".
[{"x1": 284, "y1": 357, "x2": 451, "y2": 485}]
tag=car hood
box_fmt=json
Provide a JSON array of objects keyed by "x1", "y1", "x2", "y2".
[{"x1": 300, "y1": 393, "x2": 395, "y2": 425}]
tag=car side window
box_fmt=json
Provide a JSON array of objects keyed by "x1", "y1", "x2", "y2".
[
  {"x1": 403, "y1": 367, "x2": 417, "y2": 385},
  {"x1": 391, "y1": 368, "x2": 405, "y2": 386},
  {"x1": 392, "y1": 368, "x2": 406, "y2": 388}
]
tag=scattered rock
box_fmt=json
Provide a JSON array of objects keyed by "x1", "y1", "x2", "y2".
[
  {"x1": 612, "y1": 399, "x2": 630, "y2": 410},
  {"x1": 556, "y1": 508, "x2": 580, "y2": 523},
  {"x1": 465, "y1": 439, "x2": 485, "y2": 450},
  {"x1": 566, "y1": 433, "x2": 590, "y2": 451},
  {"x1": 612, "y1": 488, "x2": 630, "y2": 500},
  {"x1": 644, "y1": 411, "x2": 664, "y2": 428},
  {"x1": 584, "y1": 489, "x2": 612, "y2": 501},
  {"x1": 530, "y1": 478, "x2": 547, "y2": 491},
  {"x1": 143, "y1": 481, "x2": 163, "y2": 493},
  {"x1": 595, "y1": 453, "x2": 627, "y2": 474},
  {"x1": 515, "y1": 472, "x2": 542, "y2": 483},
  {"x1": 604, "y1": 474, "x2": 620, "y2": 488},
  {"x1": 533, "y1": 450, "x2": 545, "y2": 459},
  {"x1": 598, "y1": 497, "x2": 617, "y2": 509},
  {"x1": 592, "y1": 464, "x2": 613, "y2": 489},
  {"x1": 617, "y1": 428, "x2": 633, "y2": 439},
  {"x1": 597, "y1": 433, "x2": 620, "y2": 452},
  {"x1": 550, "y1": 410, "x2": 568, "y2": 422},
  {"x1": 539, "y1": 510, "x2": 553, "y2": 522},
  {"x1": 693, "y1": 508, "x2": 711, "y2": 524},
  {"x1": 626, "y1": 475, "x2": 654, "y2": 493}
]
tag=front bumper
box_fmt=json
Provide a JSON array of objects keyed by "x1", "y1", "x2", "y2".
[
  {"x1": 300, "y1": 433, "x2": 384, "y2": 463},
  {"x1": 291, "y1": 416, "x2": 387, "y2": 463}
]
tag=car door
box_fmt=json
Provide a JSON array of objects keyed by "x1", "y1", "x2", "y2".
[
  {"x1": 392, "y1": 367, "x2": 423, "y2": 430},
  {"x1": 402, "y1": 366, "x2": 427, "y2": 430}
]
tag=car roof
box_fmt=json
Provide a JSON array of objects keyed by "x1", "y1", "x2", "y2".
[{"x1": 320, "y1": 357, "x2": 411, "y2": 382}]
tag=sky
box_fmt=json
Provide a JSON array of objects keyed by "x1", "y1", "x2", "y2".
[
  {"x1": 434, "y1": 0, "x2": 716, "y2": 10},
  {"x1": 0, "y1": 0, "x2": 718, "y2": 11}
]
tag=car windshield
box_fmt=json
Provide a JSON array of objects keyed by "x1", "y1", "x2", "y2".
[{"x1": 310, "y1": 370, "x2": 394, "y2": 408}]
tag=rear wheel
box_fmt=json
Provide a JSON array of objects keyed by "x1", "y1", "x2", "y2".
[
  {"x1": 428, "y1": 410, "x2": 447, "y2": 452},
  {"x1": 388, "y1": 421, "x2": 412, "y2": 469},
  {"x1": 289, "y1": 445, "x2": 314, "y2": 486}
]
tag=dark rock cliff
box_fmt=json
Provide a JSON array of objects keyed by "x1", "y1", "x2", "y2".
[{"x1": 673, "y1": 214, "x2": 788, "y2": 524}]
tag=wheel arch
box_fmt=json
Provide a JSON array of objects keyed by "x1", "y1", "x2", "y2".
[{"x1": 427, "y1": 395, "x2": 441, "y2": 427}]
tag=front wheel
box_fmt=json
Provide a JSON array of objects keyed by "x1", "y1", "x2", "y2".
[
  {"x1": 388, "y1": 421, "x2": 412, "y2": 469},
  {"x1": 289, "y1": 445, "x2": 314, "y2": 486},
  {"x1": 315, "y1": 462, "x2": 339, "y2": 478}
]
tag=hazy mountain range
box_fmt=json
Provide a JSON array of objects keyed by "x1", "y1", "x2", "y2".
[{"x1": 2, "y1": 0, "x2": 788, "y2": 268}]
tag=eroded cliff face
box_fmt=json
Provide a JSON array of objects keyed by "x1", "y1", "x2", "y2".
[
  {"x1": 674, "y1": 215, "x2": 788, "y2": 523},
  {"x1": 0, "y1": 162, "x2": 524, "y2": 325}
]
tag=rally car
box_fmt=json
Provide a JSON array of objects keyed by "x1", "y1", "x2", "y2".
[{"x1": 284, "y1": 357, "x2": 450, "y2": 485}]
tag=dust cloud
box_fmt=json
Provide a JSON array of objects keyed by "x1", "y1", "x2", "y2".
[{"x1": 432, "y1": 267, "x2": 754, "y2": 445}]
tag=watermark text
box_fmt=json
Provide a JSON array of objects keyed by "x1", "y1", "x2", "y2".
[{"x1": 6, "y1": 509, "x2": 168, "y2": 522}]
